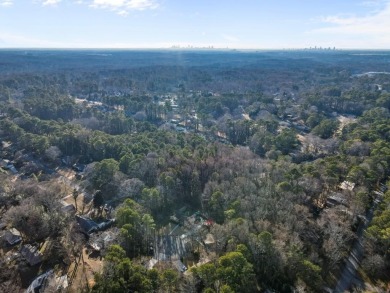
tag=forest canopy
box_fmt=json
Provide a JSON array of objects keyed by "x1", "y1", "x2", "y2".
[{"x1": 0, "y1": 50, "x2": 390, "y2": 293}]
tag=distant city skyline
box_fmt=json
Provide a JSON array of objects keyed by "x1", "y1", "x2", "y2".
[{"x1": 1, "y1": 0, "x2": 390, "y2": 49}]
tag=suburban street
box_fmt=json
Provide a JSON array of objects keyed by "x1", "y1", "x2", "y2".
[{"x1": 334, "y1": 195, "x2": 382, "y2": 292}]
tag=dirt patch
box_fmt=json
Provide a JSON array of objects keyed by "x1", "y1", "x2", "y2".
[
  {"x1": 337, "y1": 115, "x2": 356, "y2": 134},
  {"x1": 57, "y1": 168, "x2": 76, "y2": 181},
  {"x1": 297, "y1": 134, "x2": 312, "y2": 152},
  {"x1": 63, "y1": 193, "x2": 90, "y2": 214},
  {"x1": 67, "y1": 248, "x2": 103, "y2": 292}
]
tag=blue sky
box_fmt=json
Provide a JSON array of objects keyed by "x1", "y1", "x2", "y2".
[{"x1": 0, "y1": 0, "x2": 390, "y2": 48}]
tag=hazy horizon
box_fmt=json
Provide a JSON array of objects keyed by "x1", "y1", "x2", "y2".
[
  {"x1": 1, "y1": 48, "x2": 390, "y2": 51},
  {"x1": 1, "y1": 0, "x2": 390, "y2": 49}
]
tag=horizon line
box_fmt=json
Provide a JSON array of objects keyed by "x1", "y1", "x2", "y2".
[{"x1": 1, "y1": 47, "x2": 390, "y2": 51}]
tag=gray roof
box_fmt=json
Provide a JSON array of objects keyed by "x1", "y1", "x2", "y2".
[
  {"x1": 327, "y1": 193, "x2": 348, "y2": 206},
  {"x1": 76, "y1": 215, "x2": 115, "y2": 234},
  {"x1": 21, "y1": 244, "x2": 42, "y2": 266},
  {"x1": 25, "y1": 270, "x2": 53, "y2": 293},
  {"x1": 4, "y1": 228, "x2": 22, "y2": 246}
]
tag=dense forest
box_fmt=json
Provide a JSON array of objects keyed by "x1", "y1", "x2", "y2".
[{"x1": 0, "y1": 49, "x2": 390, "y2": 292}]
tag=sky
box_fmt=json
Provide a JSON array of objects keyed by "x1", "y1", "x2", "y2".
[{"x1": 0, "y1": 0, "x2": 390, "y2": 49}]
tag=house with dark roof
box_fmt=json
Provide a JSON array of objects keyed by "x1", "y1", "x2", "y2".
[
  {"x1": 4, "y1": 228, "x2": 22, "y2": 246},
  {"x1": 327, "y1": 193, "x2": 348, "y2": 207},
  {"x1": 21, "y1": 244, "x2": 43, "y2": 266},
  {"x1": 76, "y1": 215, "x2": 98, "y2": 234},
  {"x1": 76, "y1": 215, "x2": 115, "y2": 235},
  {"x1": 60, "y1": 201, "x2": 76, "y2": 214}
]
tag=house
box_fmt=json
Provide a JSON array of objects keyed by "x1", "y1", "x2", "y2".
[
  {"x1": 7, "y1": 164, "x2": 18, "y2": 174},
  {"x1": 55, "y1": 275, "x2": 69, "y2": 290},
  {"x1": 175, "y1": 126, "x2": 186, "y2": 133},
  {"x1": 76, "y1": 215, "x2": 115, "y2": 234},
  {"x1": 26, "y1": 270, "x2": 53, "y2": 293},
  {"x1": 88, "y1": 230, "x2": 118, "y2": 252},
  {"x1": 72, "y1": 163, "x2": 85, "y2": 173},
  {"x1": 327, "y1": 193, "x2": 348, "y2": 207},
  {"x1": 339, "y1": 181, "x2": 355, "y2": 191},
  {"x1": 21, "y1": 244, "x2": 43, "y2": 266},
  {"x1": 174, "y1": 260, "x2": 187, "y2": 273},
  {"x1": 279, "y1": 121, "x2": 291, "y2": 128},
  {"x1": 0, "y1": 160, "x2": 18, "y2": 174},
  {"x1": 76, "y1": 216, "x2": 99, "y2": 234},
  {"x1": 96, "y1": 219, "x2": 115, "y2": 231},
  {"x1": 4, "y1": 228, "x2": 22, "y2": 246},
  {"x1": 60, "y1": 201, "x2": 76, "y2": 214}
]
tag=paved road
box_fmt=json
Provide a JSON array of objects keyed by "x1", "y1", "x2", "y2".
[
  {"x1": 333, "y1": 238, "x2": 364, "y2": 292},
  {"x1": 333, "y1": 197, "x2": 380, "y2": 292}
]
